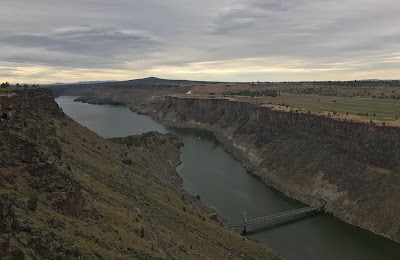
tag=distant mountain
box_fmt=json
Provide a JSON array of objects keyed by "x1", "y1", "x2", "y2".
[
  {"x1": 46, "y1": 80, "x2": 117, "y2": 86},
  {"x1": 359, "y1": 79, "x2": 381, "y2": 82},
  {"x1": 125, "y1": 77, "x2": 219, "y2": 85},
  {"x1": 46, "y1": 77, "x2": 224, "y2": 88}
]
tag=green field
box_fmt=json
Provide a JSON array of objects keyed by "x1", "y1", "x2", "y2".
[{"x1": 261, "y1": 97, "x2": 400, "y2": 121}]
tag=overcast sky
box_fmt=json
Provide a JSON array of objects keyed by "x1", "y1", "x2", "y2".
[{"x1": 1, "y1": 0, "x2": 399, "y2": 83}]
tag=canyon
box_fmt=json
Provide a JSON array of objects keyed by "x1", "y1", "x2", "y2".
[{"x1": 65, "y1": 84, "x2": 400, "y2": 244}]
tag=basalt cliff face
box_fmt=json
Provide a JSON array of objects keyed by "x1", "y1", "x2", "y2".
[
  {"x1": 0, "y1": 89, "x2": 279, "y2": 259},
  {"x1": 145, "y1": 96, "x2": 400, "y2": 242}
]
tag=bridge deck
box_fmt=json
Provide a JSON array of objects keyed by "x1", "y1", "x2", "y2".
[{"x1": 229, "y1": 200, "x2": 326, "y2": 228}]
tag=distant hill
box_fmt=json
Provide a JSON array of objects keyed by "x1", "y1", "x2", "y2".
[
  {"x1": 47, "y1": 77, "x2": 225, "y2": 88},
  {"x1": 359, "y1": 79, "x2": 381, "y2": 82},
  {"x1": 125, "y1": 77, "x2": 214, "y2": 85},
  {"x1": 59, "y1": 80, "x2": 116, "y2": 85},
  {"x1": 40, "y1": 78, "x2": 400, "y2": 88},
  {"x1": 45, "y1": 80, "x2": 117, "y2": 87}
]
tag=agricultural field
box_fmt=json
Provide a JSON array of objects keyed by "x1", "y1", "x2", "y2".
[
  {"x1": 251, "y1": 94, "x2": 398, "y2": 118},
  {"x1": 190, "y1": 81, "x2": 400, "y2": 100},
  {"x1": 173, "y1": 81, "x2": 400, "y2": 126},
  {"x1": 232, "y1": 94, "x2": 400, "y2": 126}
]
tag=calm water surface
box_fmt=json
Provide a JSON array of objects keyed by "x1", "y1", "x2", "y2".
[{"x1": 56, "y1": 96, "x2": 400, "y2": 260}]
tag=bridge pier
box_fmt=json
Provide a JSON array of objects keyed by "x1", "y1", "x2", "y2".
[
  {"x1": 242, "y1": 211, "x2": 247, "y2": 235},
  {"x1": 242, "y1": 226, "x2": 247, "y2": 235}
]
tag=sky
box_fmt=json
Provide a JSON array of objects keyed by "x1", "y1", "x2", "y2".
[{"x1": 1, "y1": 0, "x2": 400, "y2": 83}]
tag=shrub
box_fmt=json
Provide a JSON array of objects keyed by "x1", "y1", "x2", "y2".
[
  {"x1": 122, "y1": 159, "x2": 133, "y2": 165},
  {"x1": 27, "y1": 194, "x2": 38, "y2": 211},
  {"x1": 140, "y1": 226, "x2": 145, "y2": 238}
]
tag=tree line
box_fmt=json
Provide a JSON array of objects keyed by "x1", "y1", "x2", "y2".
[
  {"x1": 229, "y1": 89, "x2": 279, "y2": 97},
  {"x1": 1, "y1": 82, "x2": 40, "y2": 88}
]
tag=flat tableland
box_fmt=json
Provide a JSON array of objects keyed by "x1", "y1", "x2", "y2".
[{"x1": 174, "y1": 81, "x2": 400, "y2": 126}]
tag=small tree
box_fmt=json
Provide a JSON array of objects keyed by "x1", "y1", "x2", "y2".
[
  {"x1": 140, "y1": 226, "x2": 145, "y2": 238},
  {"x1": 27, "y1": 194, "x2": 38, "y2": 211},
  {"x1": 1, "y1": 82, "x2": 10, "y2": 88}
]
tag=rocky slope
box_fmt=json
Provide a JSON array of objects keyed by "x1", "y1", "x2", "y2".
[
  {"x1": 0, "y1": 88, "x2": 280, "y2": 259},
  {"x1": 141, "y1": 96, "x2": 400, "y2": 243},
  {"x1": 109, "y1": 133, "x2": 185, "y2": 192}
]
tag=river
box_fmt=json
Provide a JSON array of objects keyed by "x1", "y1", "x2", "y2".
[{"x1": 56, "y1": 96, "x2": 400, "y2": 260}]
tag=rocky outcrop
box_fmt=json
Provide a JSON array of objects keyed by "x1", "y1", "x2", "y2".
[
  {"x1": 146, "y1": 96, "x2": 400, "y2": 242},
  {"x1": 0, "y1": 199, "x2": 17, "y2": 234},
  {"x1": 111, "y1": 132, "x2": 183, "y2": 150},
  {"x1": 110, "y1": 132, "x2": 185, "y2": 192},
  {"x1": 55, "y1": 185, "x2": 86, "y2": 218},
  {"x1": 74, "y1": 97, "x2": 126, "y2": 106}
]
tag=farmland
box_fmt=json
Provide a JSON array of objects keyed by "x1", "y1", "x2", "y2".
[{"x1": 174, "y1": 81, "x2": 400, "y2": 126}]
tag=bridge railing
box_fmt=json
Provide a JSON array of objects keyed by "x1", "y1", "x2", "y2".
[{"x1": 228, "y1": 198, "x2": 326, "y2": 228}]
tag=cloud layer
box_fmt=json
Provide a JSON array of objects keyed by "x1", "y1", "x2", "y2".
[{"x1": 1, "y1": 0, "x2": 399, "y2": 83}]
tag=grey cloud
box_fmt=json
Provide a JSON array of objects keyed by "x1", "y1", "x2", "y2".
[
  {"x1": 1, "y1": 27, "x2": 162, "y2": 58},
  {"x1": 207, "y1": 0, "x2": 302, "y2": 34},
  {"x1": 1, "y1": 0, "x2": 400, "y2": 82},
  {"x1": 1, "y1": 52, "x2": 124, "y2": 69},
  {"x1": 251, "y1": 0, "x2": 301, "y2": 12},
  {"x1": 206, "y1": 0, "x2": 400, "y2": 67},
  {"x1": 0, "y1": 67, "x2": 16, "y2": 78},
  {"x1": 208, "y1": 17, "x2": 255, "y2": 35}
]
